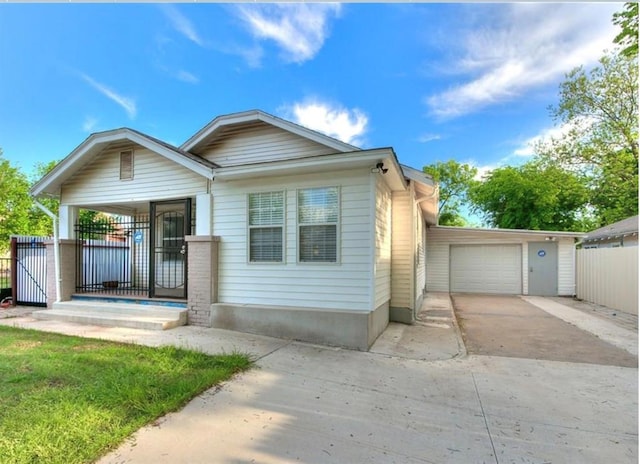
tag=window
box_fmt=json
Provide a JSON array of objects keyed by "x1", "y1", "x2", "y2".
[
  {"x1": 298, "y1": 187, "x2": 339, "y2": 263},
  {"x1": 248, "y1": 191, "x2": 284, "y2": 262},
  {"x1": 120, "y1": 150, "x2": 133, "y2": 180}
]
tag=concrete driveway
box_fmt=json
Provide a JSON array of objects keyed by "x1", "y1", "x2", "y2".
[{"x1": 452, "y1": 294, "x2": 637, "y2": 367}]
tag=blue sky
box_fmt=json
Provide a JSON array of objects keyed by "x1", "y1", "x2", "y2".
[{"x1": 0, "y1": 2, "x2": 622, "y2": 182}]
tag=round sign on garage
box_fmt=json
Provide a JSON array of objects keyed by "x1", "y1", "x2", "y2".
[{"x1": 450, "y1": 244, "x2": 522, "y2": 294}]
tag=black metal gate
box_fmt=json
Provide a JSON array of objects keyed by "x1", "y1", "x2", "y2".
[
  {"x1": 11, "y1": 236, "x2": 48, "y2": 306},
  {"x1": 75, "y1": 216, "x2": 150, "y2": 296}
]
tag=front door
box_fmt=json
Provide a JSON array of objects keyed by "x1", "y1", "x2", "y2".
[
  {"x1": 150, "y1": 199, "x2": 191, "y2": 299},
  {"x1": 528, "y1": 241, "x2": 558, "y2": 296}
]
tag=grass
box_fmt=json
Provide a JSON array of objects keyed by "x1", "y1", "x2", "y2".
[{"x1": 0, "y1": 326, "x2": 253, "y2": 464}]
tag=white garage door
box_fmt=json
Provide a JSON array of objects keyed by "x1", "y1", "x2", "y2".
[{"x1": 450, "y1": 244, "x2": 522, "y2": 294}]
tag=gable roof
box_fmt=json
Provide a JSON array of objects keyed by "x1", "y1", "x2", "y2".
[
  {"x1": 583, "y1": 215, "x2": 639, "y2": 243},
  {"x1": 31, "y1": 128, "x2": 217, "y2": 197},
  {"x1": 181, "y1": 109, "x2": 360, "y2": 155}
]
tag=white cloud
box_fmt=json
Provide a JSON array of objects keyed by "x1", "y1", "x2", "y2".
[
  {"x1": 427, "y1": 3, "x2": 619, "y2": 119},
  {"x1": 82, "y1": 116, "x2": 98, "y2": 133},
  {"x1": 176, "y1": 70, "x2": 199, "y2": 84},
  {"x1": 236, "y1": 4, "x2": 341, "y2": 64},
  {"x1": 418, "y1": 133, "x2": 442, "y2": 143},
  {"x1": 160, "y1": 4, "x2": 204, "y2": 47},
  {"x1": 472, "y1": 163, "x2": 496, "y2": 181},
  {"x1": 80, "y1": 74, "x2": 137, "y2": 119},
  {"x1": 512, "y1": 117, "x2": 597, "y2": 157},
  {"x1": 280, "y1": 100, "x2": 368, "y2": 146}
]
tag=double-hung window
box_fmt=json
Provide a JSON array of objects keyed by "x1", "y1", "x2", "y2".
[
  {"x1": 248, "y1": 191, "x2": 284, "y2": 262},
  {"x1": 298, "y1": 187, "x2": 339, "y2": 263}
]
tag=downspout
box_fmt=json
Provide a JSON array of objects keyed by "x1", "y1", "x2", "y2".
[
  {"x1": 34, "y1": 200, "x2": 61, "y2": 303},
  {"x1": 572, "y1": 237, "x2": 577, "y2": 297}
]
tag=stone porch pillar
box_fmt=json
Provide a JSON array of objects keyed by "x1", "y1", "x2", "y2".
[
  {"x1": 44, "y1": 239, "x2": 76, "y2": 308},
  {"x1": 185, "y1": 235, "x2": 219, "y2": 326}
]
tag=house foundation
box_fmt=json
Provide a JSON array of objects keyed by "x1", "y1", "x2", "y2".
[{"x1": 210, "y1": 301, "x2": 389, "y2": 351}]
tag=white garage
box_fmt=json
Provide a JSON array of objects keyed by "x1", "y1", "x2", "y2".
[
  {"x1": 450, "y1": 244, "x2": 522, "y2": 294},
  {"x1": 425, "y1": 226, "x2": 584, "y2": 296}
]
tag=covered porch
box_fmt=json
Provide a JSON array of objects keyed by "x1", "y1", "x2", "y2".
[{"x1": 29, "y1": 128, "x2": 221, "y2": 328}]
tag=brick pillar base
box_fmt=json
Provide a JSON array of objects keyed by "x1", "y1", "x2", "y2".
[
  {"x1": 185, "y1": 236, "x2": 220, "y2": 326},
  {"x1": 44, "y1": 239, "x2": 76, "y2": 308}
]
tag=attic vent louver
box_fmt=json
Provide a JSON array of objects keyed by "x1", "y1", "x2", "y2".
[{"x1": 120, "y1": 150, "x2": 133, "y2": 180}]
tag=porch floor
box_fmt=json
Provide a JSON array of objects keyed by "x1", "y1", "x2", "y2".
[{"x1": 72, "y1": 293, "x2": 187, "y2": 308}]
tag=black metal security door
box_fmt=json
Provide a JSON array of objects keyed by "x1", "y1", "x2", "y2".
[{"x1": 150, "y1": 199, "x2": 191, "y2": 299}]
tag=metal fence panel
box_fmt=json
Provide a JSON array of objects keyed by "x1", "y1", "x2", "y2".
[
  {"x1": 13, "y1": 236, "x2": 48, "y2": 306},
  {"x1": 576, "y1": 247, "x2": 639, "y2": 315},
  {"x1": 76, "y1": 216, "x2": 150, "y2": 296}
]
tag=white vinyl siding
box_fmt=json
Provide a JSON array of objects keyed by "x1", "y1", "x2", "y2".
[
  {"x1": 200, "y1": 122, "x2": 339, "y2": 167},
  {"x1": 391, "y1": 190, "x2": 412, "y2": 309},
  {"x1": 212, "y1": 169, "x2": 372, "y2": 311},
  {"x1": 415, "y1": 203, "x2": 426, "y2": 304},
  {"x1": 248, "y1": 191, "x2": 284, "y2": 263},
  {"x1": 374, "y1": 175, "x2": 392, "y2": 308},
  {"x1": 426, "y1": 227, "x2": 576, "y2": 296},
  {"x1": 450, "y1": 245, "x2": 522, "y2": 294},
  {"x1": 61, "y1": 147, "x2": 207, "y2": 206}
]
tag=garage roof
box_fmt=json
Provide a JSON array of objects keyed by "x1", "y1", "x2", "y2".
[{"x1": 431, "y1": 225, "x2": 585, "y2": 238}]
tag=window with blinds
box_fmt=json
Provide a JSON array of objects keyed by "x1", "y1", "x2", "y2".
[
  {"x1": 298, "y1": 187, "x2": 339, "y2": 263},
  {"x1": 248, "y1": 191, "x2": 284, "y2": 262},
  {"x1": 119, "y1": 150, "x2": 133, "y2": 180}
]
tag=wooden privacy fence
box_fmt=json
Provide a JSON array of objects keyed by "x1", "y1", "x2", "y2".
[{"x1": 576, "y1": 247, "x2": 638, "y2": 315}]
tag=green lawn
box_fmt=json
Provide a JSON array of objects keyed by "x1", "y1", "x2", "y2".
[{"x1": 0, "y1": 326, "x2": 253, "y2": 464}]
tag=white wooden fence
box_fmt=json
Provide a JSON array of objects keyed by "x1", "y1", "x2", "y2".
[{"x1": 576, "y1": 247, "x2": 638, "y2": 315}]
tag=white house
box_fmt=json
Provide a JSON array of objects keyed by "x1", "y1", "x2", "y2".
[
  {"x1": 30, "y1": 109, "x2": 584, "y2": 350},
  {"x1": 30, "y1": 110, "x2": 438, "y2": 350}
]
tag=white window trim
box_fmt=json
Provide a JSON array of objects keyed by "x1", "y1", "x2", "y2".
[
  {"x1": 247, "y1": 191, "x2": 285, "y2": 264},
  {"x1": 296, "y1": 186, "x2": 341, "y2": 265}
]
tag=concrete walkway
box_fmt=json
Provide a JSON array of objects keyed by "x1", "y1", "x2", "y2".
[
  {"x1": 0, "y1": 296, "x2": 637, "y2": 463},
  {"x1": 523, "y1": 296, "x2": 638, "y2": 356}
]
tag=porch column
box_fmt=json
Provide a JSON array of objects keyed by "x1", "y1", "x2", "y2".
[
  {"x1": 195, "y1": 193, "x2": 213, "y2": 236},
  {"x1": 59, "y1": 205, "x2": 79, "y2": 240},
  {"x1": 185, "y1": 235, "x2": 219, "y2": 326},
  {"x1": 44, "y1": 239, "x2": 76, "y2": 307}
]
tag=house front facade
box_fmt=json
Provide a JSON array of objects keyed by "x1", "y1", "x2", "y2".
[{"x1": 31, "y1": 110, "x2": 438, "y2": 350}]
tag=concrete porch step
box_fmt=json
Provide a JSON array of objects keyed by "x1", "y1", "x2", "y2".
[{"x1": 32, "y1": 301, "x2": 187, "y2": 330}]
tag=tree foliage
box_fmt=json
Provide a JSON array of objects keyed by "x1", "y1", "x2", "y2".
[
  {"x1": 0, "y1": 150, "x2": 33, "y2": 252},
  {"x1": 27, "y1": 160, "x2": 60, "y2": 237},
  {"x1": 535, "y1": 49, "x2": 638, "y2": 226},
  {"x1": 468, "y1": 162, "x2": 592, "y2": 231},
  {"x1": 613, "y1": 2, "x2": 639, "y2": 58},
  {"x1": 423, "y1": 160, "x2": 477, "y2": 226}
]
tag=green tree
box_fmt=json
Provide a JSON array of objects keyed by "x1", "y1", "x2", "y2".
[
  {"x1": 535, "y1": 50, "x2": 638, "y2": 225},
  {"x1": 0, "y1": 149, "x2": 32, "y2": 252},
  {"x1": 468, "y1": 162, "x2": 592, "y2": 231},
  {"x1": 423, "y1": 160, "x2": 477, "y2": 226},
  {"x1": 28, "y1": 160, "x2": 60, "y2": 237},
  {"x1": 613, "y1": 2, "x2": 638, "y2": 58}
]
